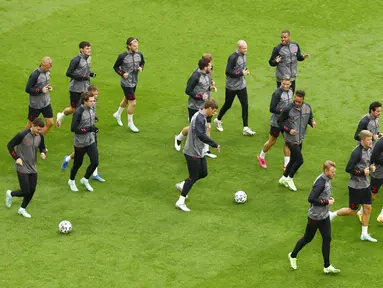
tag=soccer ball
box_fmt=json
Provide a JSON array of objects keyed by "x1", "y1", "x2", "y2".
[
  {"x1": 58, "y1": 220, "x2": 72, "y2": 234},
  {"x1": 234, "y1": 191, "x2": 247, "y2": 204}
]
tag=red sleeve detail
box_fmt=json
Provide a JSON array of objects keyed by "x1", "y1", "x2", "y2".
[
  {"x1": 195, "y1": 94, "x2": 201, "y2": 99},
  {"x1": 235, "y1": 71, "x2": 241, "y2": 75}
]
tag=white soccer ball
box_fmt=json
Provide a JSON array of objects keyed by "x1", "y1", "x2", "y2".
[
  {"x1": 234, "y1": 191, "x2": 247, "y2": 204},
  {"x1": 58, "y1": 220, "x2": 72, "y2": 234}
]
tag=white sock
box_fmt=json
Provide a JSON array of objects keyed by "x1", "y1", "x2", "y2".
[
  {"x1": 331, "y1": 211, "x2": 338, "y2": 218},
  {"x1": 117, "y1": 107, "x2": 124, "y2": 116},
  {"x1": 358, "y1": 207, "x2": 364, "y2": 215},
  {"x1": 260, "y1": 150, "x2": 266, "y2": 159},
  {"x1": 176, "y1": 132, "x2": 184, "y2": 141},
  {"x1": 128, "y1": 114, "x2": 133, "y2": 124},
  {"x1": 65, "y1": 156, "x2": 72, "y2": 162},
  {"x1": 243, "y1": 126, "x2": 248, "y2": 130},
  {"x1": 381, "y1": 207, "x2": 383, "y2": 215},
  {"x1": 287, "y1": 176, "x2": 293, "y2": 180},
  {"x1": 61, "y1": 111, "x2": 66, "y2": 116},
  {"x1": 93, "y1": 167, "x2": 98, "y2": 176},
  {"x1": 362, "y1": 226, "x2": 368, "y2": 235},
  {"x1": 284, "y1": 157, "x2": 290, "y2": 167},
  {"x1": 178, "y1": 195, "x2": 186, "y2": 204}
]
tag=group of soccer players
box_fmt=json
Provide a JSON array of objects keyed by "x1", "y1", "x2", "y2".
[{"x1": 4, "y1": 30, "x2": 382, "y2": 274}]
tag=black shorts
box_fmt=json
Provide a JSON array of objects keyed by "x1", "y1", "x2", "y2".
[
  {"x1": 370, "y1": 177, "x2": 383, "y2": 194},
  {"x1": 70, "y1": 92, "x2": 82, "y2": 108},
  {"x1": 188, "y1": 108, "x2": 211, "y2": 123},
  {"x1": 121, "y1": 85, "x2": 137, "y2": 100},
  {"x1": 269, "y1": 126, "x2": 283, "y2": 138},
  {"x1": 28, "y1": 104, "x2": 53, "y2": 121},
  {"x1": 348, "y1": 186, "x2": 372, "y2": 210}
]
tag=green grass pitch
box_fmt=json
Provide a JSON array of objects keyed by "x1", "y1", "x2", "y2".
[{"x1": 0, "y1": 0, "x2": 382, "y2": 287}]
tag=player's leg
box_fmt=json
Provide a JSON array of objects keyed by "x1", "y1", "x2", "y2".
[
  {"x1": 319, "y1": 217, "x2": 340, "y2": 273},
  {"x1": 175, "y1": 155, "x2": 200, "y2": 211},
  {"x1": 26, "y1": 106, "x2": 39, "y2": 130},
  {"x1": 56, "y1": 92, "x2": 80, "y2": 127},
  {"x1": 257, "y1": 128, "x2": 279, "y2": 168},
  {"x1": 290, "y1": 81, "x2": 296, "y2": 94},
  {"x1": 68, "y1": 146, "x2": 86, "y2": 191},
  {"x1": 283, "y1": 141, "x2": 291, "y2": 170},
  {"x1": 175, "y1": 126, "x2": 189, "y2": 152},
  {"x1": 92, "y1": 135, "x2": 104, "y2": 182},
  {"x1": 18, "y1": 173, "x2": 38, "y2": 218},
  {"x1": 126, "y1": 86, "x2": 138, "y2": 132},
  {"x1": 214, "y1": 88, "x2": 236, "y2": 131},
  {"x1": 280, "y1": 143, "x2": 299, "y2": 191},
  {"x1": 80, "y1": 143, "x2": 99, "y2": 192},
  {"x1": 204, "y1": 119, "x2": 217, "y2": 158},
  {"x1": 360, "y1": 187, "x2": 377, "y2": 242},
  {"x1": 288, "y1": 143, "x2": 304, "y2": 180},
  {"x1": 13, "y1": 172, "x2": 33, "y2": 218},
  {"x1": 289, "y1": 217, "x2": 318, "y2": 270},
  {"x1": 237, "y1": 88, "x2": 255, "y2": 136},
  {"x1": 41, "y1": 104, "x2": 54, "y2": 136},
  {"x1": 5, "y1": 172, "x2": 28, "y2": 209},
  {"x1": 276, "y1": 81, "x2": 281, "y2": 89},
  {"x1": 330, "y1": 187, "x2": 359, "y2": 220},
  {"x1": 113, "y1": 86, "x2": 129, "y2": 126},
  {"x1": 61, "y1": 151, "x2": 74, "y2": 171}
]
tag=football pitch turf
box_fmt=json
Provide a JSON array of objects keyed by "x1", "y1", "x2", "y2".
[{"x1": 0, "y1": 0, "x2": 382, "y2": 287}]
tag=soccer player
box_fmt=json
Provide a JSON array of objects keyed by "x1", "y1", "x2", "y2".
[
  {"x1": 25, "y1": 56, "x2": 54, "y2": 136},
  {"x1": 5, "y1": 117, "x2": 47, "y2": 218},
  {"x1": 174, "y1": 56, "x2": 218, "y2": 158},
  {"x1": 268, "y1": 30, "x2": 311, "y2": 92},
  {"x1": 278, "y1": 90, "x2": 316, "y2": 191},
  {"x1": 370, "y1": 136, "x2": 383, "y2": 222},
  {"x1": 329, "y1": 130, "x2": 377, "y2": 242},
  {"x1": 288, "y1": 160, "x2": 340, "y2": 274},
  {"x1": 61, "y1": 85, "x2": 104, "y2": 182},
  {"x1": 175, "y1": 100, "x2": 220, "y2": 212},
  {"x1": 257, "y1": 76, "x2": 293, "y2": 169},
  {"x1": 112, "y1": 37, "x2": 145, "y2": 132},
  {"x1": 213, "y1": 40, "x2": 256, "y2": 136},
  {"x1": 67, "y1": 92, "x2": 99, "y2": 192},
  {"x1": 56, "y1": 41, "x2": 96, "y2": 128},
  {"x1": 354, "y1": 101, "x2": 381, "y2": 142}
]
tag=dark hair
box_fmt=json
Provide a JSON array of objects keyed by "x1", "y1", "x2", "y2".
[
  {"x1": 88, "y1": 84, "x2": 98, "y2": 92},
  {"x1": 295, "y1": 90, "x2": 305, "y2": 98},
  {"x1": 204, "y1": 99, "x2": 218, "y2": 110},
  {"x1": 80, "y1": 91, "x2": 94, "y2": 104},
  {"x1": 369, "y1": 101, "x2": 382, "y2": 113},
  {"x1": 126, "y1": 37, "x2": 138, "y2": 46},
  {"x1": 79, "y1": 41, "x2": 91, "y2": 49},
  {"x1": 281, "y1": 30, "x2": 290, "y2": 35},
  {"x1": 32, "y1": 117, "x2": 45, "y2": 127},
  {"x1": 198, "y1": 58, "x2": 210, "y2": 70}
]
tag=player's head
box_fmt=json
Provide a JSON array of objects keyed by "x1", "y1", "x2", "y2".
[
  {"x1": 237, "y1": 40, "x2": 248, "y2": 54},
  {"x1": 323, "y1": 160, "x2": 336, "y2": 179},
  {"x1": 203, "y1": 99, "x2": 218, "y2": 116},
  {"x1": 40, "y1": 56, "x2": 53, "y2": 72},
  {"x1": 79, "y1": 41, "x2": 91, "y2": 56},
  {"x1": 198, "y1": 57, "x2": 211, "y2": 73},
  {"x1": 369, "y1": 101, "x2": 382, "y2": 118},
  {"x1": 80, "y1": 91, "x2": 95, "y2": 107},
  {"x1": 359, "y1": 130, "x2": 373, "y2": 149},
  {"x1": 31, "y1": 117, "x2": 45, "y2": 135},
  {"x1": 202, "y1": 53, "x2": 213, "y2": 70},
  {"x1": 126, "y1": 37, "x2": 139, "y2": 52},
  {"x1": 294, "y1": 90, "x2": 305, "y2": 107},
  {"x1": 281, "y1": 30, "x2": 291, "y2": 45},
  {"x1": 88, "y1": 84, "x2": 99, "y2": 99},
  {"x1": 281, "y1": 76, "x2": 291, "y2": 91}
]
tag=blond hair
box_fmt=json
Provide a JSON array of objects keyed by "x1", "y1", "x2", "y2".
[
  {"x1": 41, "y1": 56, "x2": 52, "y2": 66},
  {"x1": 323, "y1": 160, "x2": 336, "y2": 172},
  {"x1": 359, "y1": 130, "x2": 373, "y2": 140}
]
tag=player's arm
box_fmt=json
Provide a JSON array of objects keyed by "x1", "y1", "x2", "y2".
[
  {"x1": 296, "y1": 43, "x2": 305, "y2": 61},
  {"x1": 195, "y1": 115, "x2": 218, "y2": 148},
  {"x1": 371, "y1": 140, "x2": 383, "y2": 165},
  {"x1": 7, "y1": 131, "x2": 28, "y2": 160},
  {"x1": 268, "y1": 46, "x2": 280, "y2": 67},
  {"x1": 25, "y1": 70, "x2": 41, "y2": 95},
  {"x1": 139, "y1": 52, "x2": 145, "y2": 70},
  {"x1": 307, "y1": 104, "x2": 314, "y2": 127},
  {"x1": 269, "y1": 90, "x2": 282, "y2": 114},
  {"x1": 185, "y1": 73, "x2": 202, "y2": 100},
  {"x1": 308, "y1": 178, "x2": 328, "y2": 206},
  {"x1": 38, "y1": 134, "x2": 47, "y2": 154},
  {"x1": 354, "y1": 117, "x2": 369, "y2": 141},
  {"x1": 113, "y1": 53, "x2": 127, "y2": 76},
  {"x1": 66, "y1": 56, "x2": 88, "y2": 80},
  {"x1": 225, "y1": 54, "x2": 242, "y2": 78},
  {"x1": 345, "y1": 147, "x2": 365, "y2": 176},
  {"x1": 277, "y1": 104, "x2": 292, "y2": 133}
]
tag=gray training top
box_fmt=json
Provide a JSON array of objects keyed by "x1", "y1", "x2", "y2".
[
  {"x1": 7, "y1": 129, "x2": 46, "y2": 174},
  {"x1": 346, "y1": 144, "x2": 371, "y2": 189},
  {"x1": 66, "y1": 53, "x2": 91, "y2": 93},
  {"x1": 269, "y1": 87, "x2": 293, "y2": 128},
  {"x1": 225, "y1": 50, "x2": 247, "y2": 90},
  {"x1": 25, "y1": 67, "x2": 51, "y2": 109},
  {"x1": 308, "y1": 173, "x2": 332, "y2": 220},
  {"x1": 185, "y1": 69, "x2": 211, "y2": 110},
  {"x1": 71, "y1": 105, "x2": 96, "y2": 147},
  {"x1": 183, "y1": 111, "x2": 218, "y2": 158}
]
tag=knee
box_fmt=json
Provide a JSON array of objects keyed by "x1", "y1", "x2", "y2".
[
  {"x1": 45, "y1": 118, "x2": 54, "y2": 128},
  {"x1": 199, "y1": 171, "x2": 208, "y2": 179},
  {"x1": 297, "y1": 157, "x2": 304, "y2": 166},
  {"x1": 349, "y1": 209, "x2": 357, "y2": 216},
  {"x1": 129, "y1": 100, "x2": 136, "y2": 108},
  {"x1": 363, "y1": 205, "x2": 372, "y2": 213}
]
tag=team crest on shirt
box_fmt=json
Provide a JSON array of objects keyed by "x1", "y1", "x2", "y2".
[
  {"x1": 290, "y1": 45, "x2": 297, "y2": 53},
  {"x1": 25, "y1": 140, "x2": 31, "y2": 145},
  {"x1": 303, "y1": 106, "x2": 310, "y2": 113}
]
